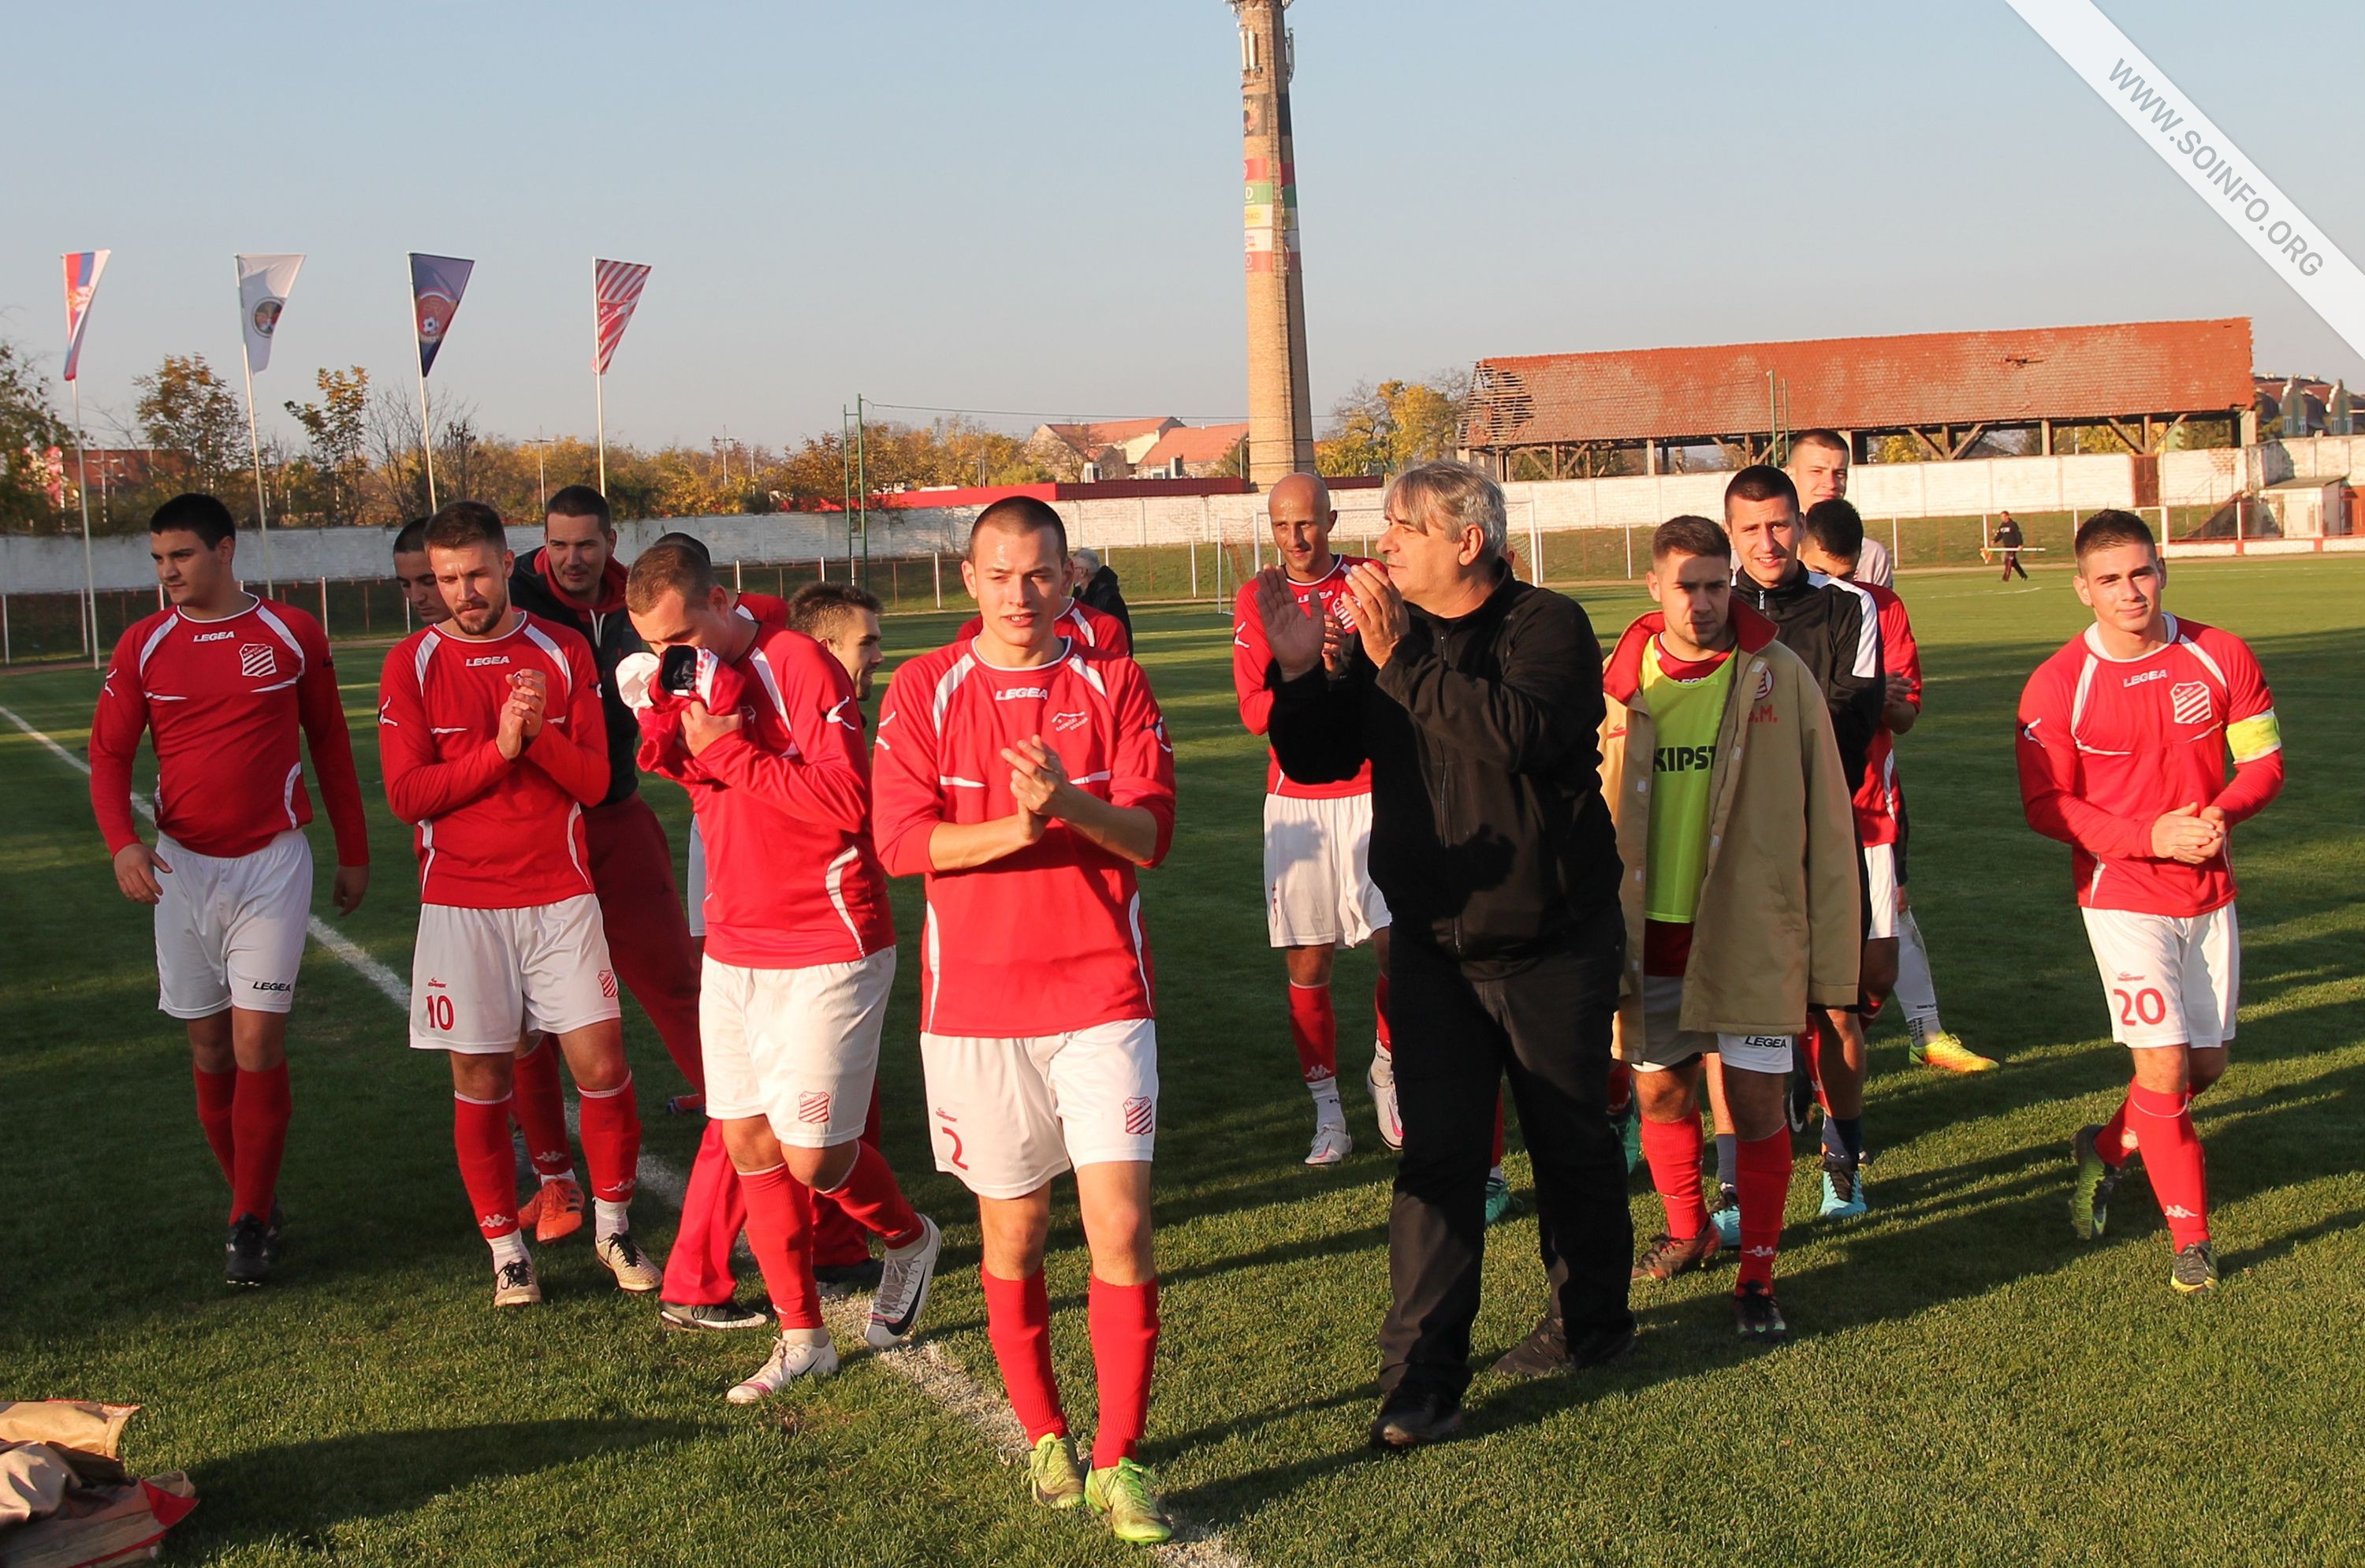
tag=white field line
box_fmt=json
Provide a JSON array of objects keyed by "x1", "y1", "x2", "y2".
[{"x1": 0, "y1": 699, "x2": 1254, "y2": 1568}]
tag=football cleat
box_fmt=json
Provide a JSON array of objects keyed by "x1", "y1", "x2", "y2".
[
  {"x1": 1305, "y1": 1123, "x2": 1353, "y2": 1167},
  {"x1": 1620, "y1": 1107, "x2": 1644, "y2": 1175},
  {"x1": 1711, "y1": 1183, "x2": 1743, "y2": 1248},
  {"x1": 1818, "y1": 1154, "x2": 1868, "y2": 1221},
  {"x1": 1911, "y1": 1032, "x2": 1998, "y2": 1074},
  {"x1": 666, "y1": 1093, "x2": 706, "y2": 1117},
  {"x1": 1367, "y1": 1049, "x2": 1403, "y2": 1151},
  {"x1": 225, "y1": 1213, "x2": 272, "y2": 1287},
  {"x1": 814, "y1": 1258, "x2": 883, "y2": 1300},
  {"x1": 1484, "y1": 1172, "x2": 1518, "y2": 1227},
  {"x1": 493, "y1": 1255, "x2": 542, "y2": 1309},
  {"x1": 1086, "y1": 1458, "x2": 1175, "y2": 1544},
  {"x1": 1734, "y1": 1280, "x2": 1789, "y2": 1342},
  {"x1": 2170, "y1": 1242, "x2": 2218, "y2": 1297},
  {"x1": 726, "y1": 1331, "x2": 837, "y2": 1403},
  {"x1": 518, "y1": 1178, "x2": 584, "y2": 1245},
  {"x1": 866, "y1": 1214, "x2": 942, "y2": 1348},
  {"x1": 595, "y1": 1231, "x2": 665, "y2": 1294},
  {"x1": 1027, "y1": 1434, "x2": 1086, "y2": 1510},
  {"x1": 661, "y1": 1298, "x2": 773, "y2": 1331},
  {"x1": 1632, "y1": 1226, "x2": 1723, "y2": 1282},
  {"x1": 2069, "y1": 1124, "x2": 2128, "y2": 1242},
  {"x1": 1786, "y1": 1067, "x2": 1818, "y2": 1134}
]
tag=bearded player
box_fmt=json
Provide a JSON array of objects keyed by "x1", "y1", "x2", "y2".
[
  {"x1": 2018, "y1": 512, "x2": 2282, "y2": 1296},
  {"x1": 1231, "y1": 473, "x2": 1392, "y2": 1166},
  {"x1": 873, "y1": 497, "x2": 1177, "y2": 1544},
  {"x1": 378, "y1": 501, "x2": 660, "y2": 1308},
  {"x1": 91, "y1": 493, "x2": 371, "y2": 1286}
]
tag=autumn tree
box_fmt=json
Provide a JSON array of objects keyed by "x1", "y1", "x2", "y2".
[
  {"x1": 135, "y1": 355, "x2": 245, "y2": 500},
  {"x1": 1317, "y1": 371, "x2": 1469, "y2": 477},
  {"x1": 0, "y1": 337, "x2": 69, "y2": 532},
  {"x1": 284, "y1": 367, "x2": 371, "y2": 526}
]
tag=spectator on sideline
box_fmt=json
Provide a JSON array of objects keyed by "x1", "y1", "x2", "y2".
[
  {"x1": 1994, "y1": 512, "x2": 2029, "y2": 580},
  {"x1": 1072, "y1": 547, "x2": 1134, "y2": 640}
]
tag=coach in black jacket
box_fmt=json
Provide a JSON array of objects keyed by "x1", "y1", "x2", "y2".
[{"x1": 1257, "y1": 462, "x2": 1633, "y2": 1449}]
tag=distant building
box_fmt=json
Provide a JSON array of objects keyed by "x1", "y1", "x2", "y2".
[
  {"x1": 1134, "y1": 421, "x2": 1249, "y2": 479},
  {"x1": 2253, "y1": 374, "x2": 2352, "y2": 437},
  {"x1": 1023, "y1": 418, "x2": 1180, "y2": 482}
]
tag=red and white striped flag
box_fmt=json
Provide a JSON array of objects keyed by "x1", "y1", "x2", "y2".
[{"x1": 593, "y1": 259, "x2": 652, "y2": 375}]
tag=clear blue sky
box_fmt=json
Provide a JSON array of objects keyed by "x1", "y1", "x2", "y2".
[{"x1": 9, "y1": 0, "x2": 2363, "y2": 454}]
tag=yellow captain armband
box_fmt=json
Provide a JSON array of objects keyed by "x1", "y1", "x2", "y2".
[{"x1": 2227, "y1": 710, "x2": 2281, "y2": 763}]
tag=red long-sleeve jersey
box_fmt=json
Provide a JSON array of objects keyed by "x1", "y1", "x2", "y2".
[
  {"x1": 2017, "y1": 615, "x2": 2282, "y2": 916},
  {"x1": 90, "y1": 597, "x2": 370, "y2": 866},
  {"x1": 734, "y1": 590, "x2": 791, "y2": 631},
  {"x1": 872, "y1": 635, "x2": 1175, "y2": 1037},
  {"x1": 635, "y1": 624, "x2": 892, "y2": 967},
  {"x1": 1854, "y1": 582, "x2": 1922, "y2": 848},
  {"x1": 378, "y1": 613, "x2": 608, "y2": 909},
  {"x1": 1230, "y1": 556, "x2": 1375, "y2": 799}
]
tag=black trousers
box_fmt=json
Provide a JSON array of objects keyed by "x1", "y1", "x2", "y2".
[{"x1": 1379, "y1": 902, "x2": 1633, "y2": 1401}]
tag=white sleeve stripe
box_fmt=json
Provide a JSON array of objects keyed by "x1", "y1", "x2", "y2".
[
  {"x1": 251, "y1": 602, "x2": 308, "y2": 677},
  {"x1": 520, "y1": 622, "x2": 574, "y2": 699}
]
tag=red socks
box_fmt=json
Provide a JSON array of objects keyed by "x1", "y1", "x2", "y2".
[
  {"x1": 1639, "y1": 1115, "x2": 1708, "y2": 1238},
  {"x1": 511, "y1": 1037, "x2": 575, "y2": 1178},
  {"x1": 1373, "y1": 971, "x2": 1391, "y2": 1050},
  {"x1": 982, "y1": 1268, "x2": 1067, "y2": 1442},
  {"x1": 574, "y1": 1076, "x2": 641, "y2": 1204},
  {"x1": 1734, "y1": 1130, "x2": 1793, "y2": 1291},
  {"x1": 230, "y1": 1064, "x2": 291, "y2": 1222},
  {"x1": 1088, "y1": 1277, "x2": 1160, "y2": 1469},
  {"x1": 1286, "y1": 982, "x2": 1338, "y2": 1084},
  {"x1": 739, "y1": 1164, "x2": 821, "y2": 1330},
  {"x1": 2128, "y1": 1083, "x2": 2209, "y2": 1248},
  {"x1": 813, "y1": 1142, "x2": 922, "y2": 1247},
  {"x1": 192, "y1": 1065, "x2": 236, "y2": 1186},
  {"x1": 453, "y1": 1093, "x2": 520, "y2": 1240}
]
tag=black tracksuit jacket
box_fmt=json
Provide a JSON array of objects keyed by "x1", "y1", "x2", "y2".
[
  {"x1": 1264, "y1": 566, "x2": 1622, "y2": 966},
  {"x1": 1734, "y1": 561, "x2": 1886, "y2": 794},
  {"x1": 509, "y1": 547, "x2": 645, "y2": 808}
]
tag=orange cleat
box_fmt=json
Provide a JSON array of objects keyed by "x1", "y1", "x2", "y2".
[{"x1": 519, "y1": 1177, "x2": 584, "y2": 1244}]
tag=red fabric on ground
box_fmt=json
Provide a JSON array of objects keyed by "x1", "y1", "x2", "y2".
[
  {"x1": 229, "y1": 1063, "x2": 290, "y2": 1222},
  {"x1": 983, "y1": 1268, "x2": 1067, "y2": 1442},
  {"x1": 1639, "y1": 1115, "x2": 1708, "y2": 1239},
  {"x1": 192, "y1": 1064, "x2": 236, "y2": 1187},
  {"x1": 1734, "y1": 1130, "x2": 1792, "y2": 1291},
  {"x1": 1087, "y1": 1276, "x2": 1159, "y2": 1469},
  {"x1": 1287, "y1": 981, "x2": 1338, "y2": 1083},
  {"x1": 660, "y1": 1119, "x2": 747, "y2": 1304},
  {"x1": 575, "y1": 1078, "x2": 642, "y2": 1205},
  {"x1": 510, "y1": 1037, "x2": 575, "y2": 1178},
  {"x1": 2129, "y1": 1082, "x2": 2209, "y2": 1248},
  {"x1": 453, "y1": 1094, "x2": 520, "y2": 1239},
  {"x1": 737, "y1": 1164, "x2": 821, "y2": 1330}
]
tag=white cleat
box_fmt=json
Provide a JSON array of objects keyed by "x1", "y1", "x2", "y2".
[
  {"x1": 492, "y1": 1254, "x2": 542, "y2": 1309},
  {"x1": 726, "y1": 1330, "x2": 838, "y2": 1403},
  {"x1": 1305, "y1": 1123, "x2": 1353, "y2": 1166},
  {"x1": 1367, "y1": 1049, "x2": 1404, "y2": 1152},
  {"x1": 595, "y1": 1231, "x2": 665, "y2": 1294},
  {"x1": 866, "y1": 1213, "x2": 942, "y2": 1349}
]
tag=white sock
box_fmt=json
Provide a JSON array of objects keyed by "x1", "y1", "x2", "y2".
[
  {"x1": 540, "y1": 1167, "x2": 577, "y2": 1186},
  {"x1": 489, "y1": 1231, "x2": 530, "y2": 1269},
  {"x1": 1488, "y1": 1164, "x2": 1505, "y2": 1184},
  {"x1": 594, "y1": 1198, "x2": 630, "y2": 1243},
  {"x1": 1309, "y1": 1075, "x2": 1343, "y2": 1126},
  {"x1": 1894, "y1": 907, "x2": 1943, "y2": 1038}
]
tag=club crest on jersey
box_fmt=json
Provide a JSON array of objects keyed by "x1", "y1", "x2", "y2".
[
  {"x1": 239, "y1": 643, "x2": 278, "y2": 678},
  {"x1": 1755, "y1": 665, "x2": 1773, "y2": 699},
  {"x1": 1122, "y1": 1096, "x2": 1155, "y2": 1136},
  {"x1": 598, "y1": 969, "x2": 617, "y2": 999},
  {"x1": 2169, "y1": 682, "x2": 2212, "y2": 726},
  {"x1": 799, "y1": 1090, "x2": 832, "y2": 1125},
  {"x1": 1052, "y1": 710, "x2": 1087, "y2": 732}
]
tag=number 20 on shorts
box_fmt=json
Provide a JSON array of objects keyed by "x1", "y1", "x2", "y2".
[{"x1": 2114, "y1": 987, "x2": 2168, "y2": 1028}]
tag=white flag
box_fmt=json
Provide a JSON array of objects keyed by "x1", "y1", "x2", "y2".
[{"x1": 236, "y1": 253, "x2": 305, "y2": 374}]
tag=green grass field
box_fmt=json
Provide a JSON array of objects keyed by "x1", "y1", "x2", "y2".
[{"x1": 5, "y1": 559, "x2": 2360, "y2": 1567}]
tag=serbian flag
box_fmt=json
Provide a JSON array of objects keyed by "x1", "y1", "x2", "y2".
[
  {"x1": 236, "y1": 254, "x2": 304, "y2": 374},
  {"x1": 62, "y1": 250, "x2": 110, "y2": 382},
  {"x1": 409, "y1": 253, "x2": 475, "y2": 377},
  {"x1": 594, "y1": 259, "x2": 652, "y2": 375}
]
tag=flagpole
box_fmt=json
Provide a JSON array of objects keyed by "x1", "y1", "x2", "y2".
[
  {"x1": 418, "y1": 358, "x2": 438, "y2": 513},
  {"x1": 237, "y1": 300, "x2": 276, "y2": 595},
  {"x1": 71, "y1": 379, "x2": 98, "y2": 670},
  {"x1": 596, "y1": 372, "x2": 607, "y2": 496}
]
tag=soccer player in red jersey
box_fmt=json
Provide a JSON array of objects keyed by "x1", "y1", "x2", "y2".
[
  {"x1": 2018, "y1": 511, "x2": 2283, "y2": 1296},
  {"x1": 873, "y1": 497, "x2": 1177, "y2": 1544},
  {"x1": 91, "y1": 493, "x2": 371, "y2": 1286},
  {"x1": 378, "y1": 502, "x2": 661, "y2": 1309},
  {"x1": 954, "y1": 558, "x2": 1131, "y2": 657},
  {"x1": 624, "y1": 543, "x2": 942, "y2": 1402},
  {"x1": 1231, "y1": 474, "x2": 1393, "y2": 1166}
]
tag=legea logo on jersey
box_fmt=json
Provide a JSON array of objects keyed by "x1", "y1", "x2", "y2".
[
  {"x1": 465, "y1": 655, "x2": 511, "y2": 669},
  {"x1": 2124, "y1": 669, "x2": 2168, "y2": 687},
  {"x1": 996, "y1": 686, "x2": 1050, "y2": 702},
  {"x1": 192, "y1": 629, "x2": 234, "y2": 644},
  {"x1": 239, "y1": 644, "x2": 278, "y2": 679}
]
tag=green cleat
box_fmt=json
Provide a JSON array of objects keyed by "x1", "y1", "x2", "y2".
[
  {"x1": 1483, "y1": 1172, "x2": 1518, "y2": 1227},
  {"x1": 1086, "y1": 1457, "x2": 1174, "y2": 1545},
  {"x1": 1026, "y1": 1434, "x2": 1085, "y2": 1510},
  {"x1": 2069, "y1": 1124, "x2": 2127, "y2": 1241}
]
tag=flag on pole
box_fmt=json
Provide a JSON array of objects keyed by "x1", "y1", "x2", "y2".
[
  {"x1": 408, "y1": 253, "x2": 475, "y2": 377},
  {"x1": 61, "y1": 251, "x2": 111, "y2": 382},
  {"x1": 236, "y1": 254, "x2": 305, "y2": 374},
  {"x1": 593, "y1": 259, "x2": 653, "y2": 375}
]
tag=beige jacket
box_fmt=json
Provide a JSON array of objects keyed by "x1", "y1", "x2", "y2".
[{"x1": 1599, "y1": 603, "x2": 1861, "y2": 1049}]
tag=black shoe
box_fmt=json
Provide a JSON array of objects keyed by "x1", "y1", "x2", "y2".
[
  {"x1": 814, "y1": 1257, "x2": 884, "y2": 1300},
  {"x1": 1734, "y1": 1280, "x2": 1788, "y2": 1342},
  {"x1": 225, "y1": 1212, "x2": 272, "y2": 1287},
  {"x1": 1492, "y1": 1317, "x2": 1569, "y2": 1379},
  {"x1": 1786, "y1": 1069, "x2": 1816, "y2": 1134},
  {"x1": 1564, "y1": 1321, "x2": 1640, "y2": 1369},
  {"x1": 659, "y1": 1298, "x2": 773, "y2": 1331},
  {"x1": 1369, "y1": 1384, "x2": 1463, "y2": 1450},
  {"x1": 263, "y1": 1202, "x2": 285, "y2": 1264}
]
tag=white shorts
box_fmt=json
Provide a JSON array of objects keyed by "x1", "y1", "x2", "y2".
[
  {"x1": 2080, "y1": 904, "x2": 2240, "y2": 1050},
  {"x1": 409, "y1": 895, "x2": 620, "y2": 1053},
  {"x1": 685, "y1": 815, "x2": 707, "y2": 939},
  {"x1": 699, "y1": 949, "x2": 896, "y2": 1146},
  {"x1": 919, "y1": 1019, "x2": 1158, "y2": 1199},
  {"x1": 1628, "y1": 975, "x2": 1794, "y2": 1076},
  {"x1": 1264, "y1": 792, "x2": 1391, "y2": 948},
  {"x1": 153, "y1": 830, "x2": 312, "y2": 1019},
  {"x1": 1864, "y1": 842, "x2": 1900, "y2": 941}
]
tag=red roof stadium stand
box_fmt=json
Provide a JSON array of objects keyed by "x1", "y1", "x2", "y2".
[{"x1": 1463, "y1": 318, "x2": 2255, "y2": 457}]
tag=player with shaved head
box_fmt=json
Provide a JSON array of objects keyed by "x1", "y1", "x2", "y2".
[{"x1": 873, "y1": 496, "x2": 1179, "y2": 1543}]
